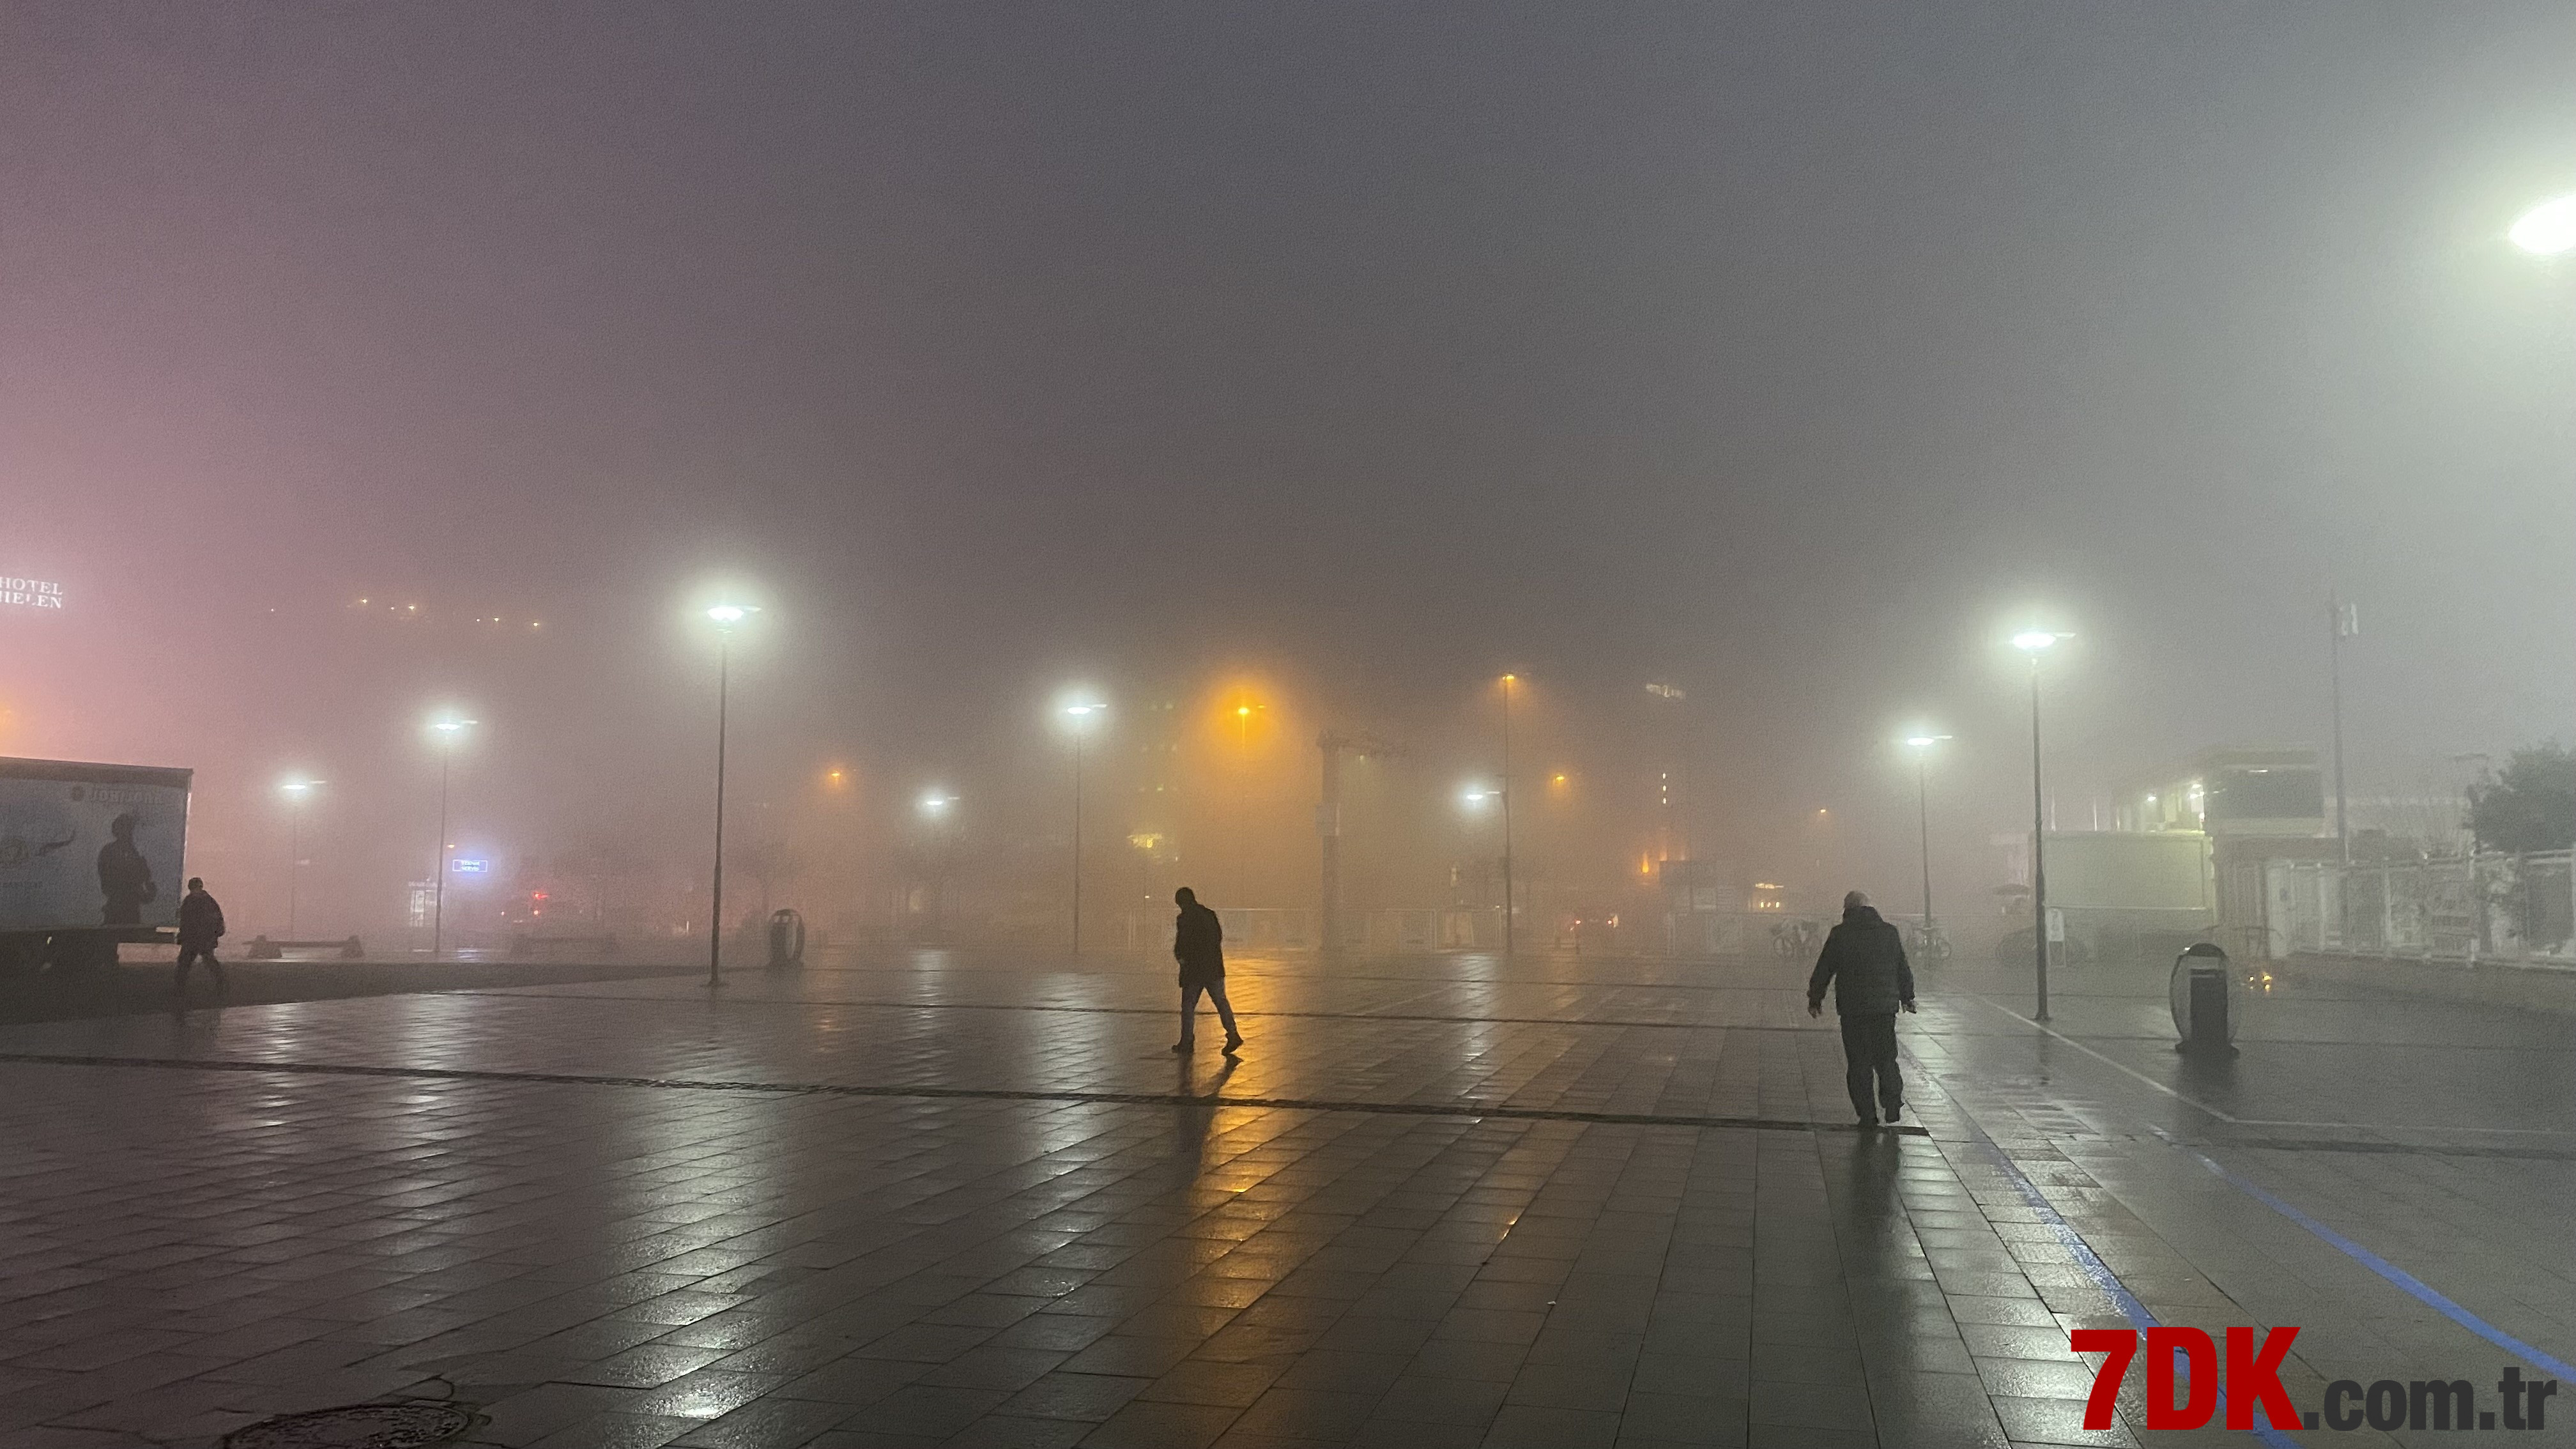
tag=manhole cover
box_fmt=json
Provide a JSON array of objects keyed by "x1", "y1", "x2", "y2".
[{"x1": 222, "y1": 1402, "x2": 479, "y2": 1449}]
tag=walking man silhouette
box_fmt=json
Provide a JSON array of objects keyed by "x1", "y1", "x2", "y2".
[
  {"x1": 174, "y1": 877, "x2": 227, "y2": 997},
  {"x1": 1807, "y1": 890, "x2": 1915, "y2": 1126},
  {"x1": 1171, "y1": 887, "x2": 1243, "y2": 1055}
]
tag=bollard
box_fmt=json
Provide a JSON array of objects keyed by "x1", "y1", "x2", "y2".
[
  {"x1": 2168, "y1": 941, "x2": 2242, "y2": 1056},
  {"x1": 766, "y1": 908, "x2": 806, "y2": 969}
]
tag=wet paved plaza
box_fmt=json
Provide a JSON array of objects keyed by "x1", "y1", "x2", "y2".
[{"x1": 1, "y1": 948, "x2": 2572, "y2": 1448}]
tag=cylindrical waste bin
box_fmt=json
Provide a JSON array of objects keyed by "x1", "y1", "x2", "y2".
[
  {"x1": 2168, "y1": 941, "x2": 2241, "y2": 1055},
  {"x1": 766, "y1": 908, "x2": 806, "y2": 969}
]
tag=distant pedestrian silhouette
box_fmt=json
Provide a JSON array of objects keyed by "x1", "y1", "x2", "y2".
[
  {"x1": 174, "y1": 877, "x2": 227, "y2": 996},
  {"x1": 96, "y1": 812, "x2": 156, "y2": 926},
  {"x1": 1171, "y1": 887, "x2": 1242, "y2": 1055},
  {"x1": 1806, "y1": 890, "x2": 1915, "y2": 1126}
]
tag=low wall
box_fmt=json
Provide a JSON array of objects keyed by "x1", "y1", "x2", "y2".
[{"x1": 2283, "y1": 951, "x2": 2576, "y2": 1015}]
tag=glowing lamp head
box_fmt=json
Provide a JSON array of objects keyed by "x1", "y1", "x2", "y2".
[
  {"x1": 279, "y1": 776, "x2": 324, "y2": 798},
  {"x1": 919, "y1": 792, "x2": 954, "y2": 818},
  {"x1": 2011, "y1": 630, "x2": 2064, "y2": 654},
  {"x1": 2511, "y1": 194, "x2": 2576, "y2": 256},
  {"x1": 706, "y1": 603, "x2": 756, "y2": 626},
  {"x1": 428, "y1": 714, "x2": 477, "y2": 740}
]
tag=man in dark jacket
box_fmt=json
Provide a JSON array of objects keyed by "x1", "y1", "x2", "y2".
[
  {"x1": 1171, "y1": 886, "x2": 1242, "y2": 1055},
  {"x1": 1807, "y1": 891, "x2": 1915, "y2": 1126},
  {"x1": 174, "y1": 877, "x2": 227, "y2": 996}
]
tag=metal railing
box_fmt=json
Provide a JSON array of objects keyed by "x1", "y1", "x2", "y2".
[{"x1": 2257, "y1": 850, "x2": 2575, "y2": 963}]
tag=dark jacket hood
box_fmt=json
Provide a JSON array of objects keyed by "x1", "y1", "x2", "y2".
[{"x1": 1843, "y1": 905, "x2": 1885, "y2": 926}]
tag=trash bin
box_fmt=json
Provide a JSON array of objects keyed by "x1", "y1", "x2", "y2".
[
  {"x1": 2168, "y1": 941, "x2": 2241, "y2": 1055},
  {"x1": 765, "y1": 908, "x2": 805, "y2": 969}
]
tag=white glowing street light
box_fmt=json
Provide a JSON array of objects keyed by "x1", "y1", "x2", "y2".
[
  {"x1": 2011, "y1": 630, "x2": 2069, "y2": 1020},
  {"x1": 425, "y1": 714, "x2": 477, "y2": 958},
  {"x1": 2510, "y1": 194, "x2": 2576, "y2": 257},
  {"x1": 918, "y1": 791, "x2": 956, "y2": 818},
  {"x1": 703, "y1": 602, "x2": 760, "y2": 986},
  {"x1": 278, "y1": 776, "x2": 325, "y2": 939},
  {"x1": 1059, "y1": 697, "x2": 1107, "y2": 954}
]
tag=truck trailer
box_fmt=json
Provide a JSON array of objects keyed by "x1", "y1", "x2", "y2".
[
  {"x1": 0, "y1": 756, "x2": 193, "y2": 970},
  {"x1": 1997, "y1": 830, "x2": 2215, "y2": 966}
]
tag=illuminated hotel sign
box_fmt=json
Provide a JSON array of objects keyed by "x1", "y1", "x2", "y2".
[{"x1": 1, "y1": 577, "x2": 64, "y2": 611}]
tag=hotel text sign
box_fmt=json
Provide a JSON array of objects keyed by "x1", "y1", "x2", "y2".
[{"x1": 1, "y1": 578, "x2": 65, "y2": 611}]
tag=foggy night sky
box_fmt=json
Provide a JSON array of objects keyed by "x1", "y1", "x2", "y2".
[{"x1": 5, "y1": 3, "x2": 2574, "y2": 926}]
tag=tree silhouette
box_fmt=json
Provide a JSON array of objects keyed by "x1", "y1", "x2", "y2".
[{"x1": 2468, "y1": 744, "x2": 2576, "y2": 854}]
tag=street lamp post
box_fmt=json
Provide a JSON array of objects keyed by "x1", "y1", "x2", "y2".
[
  {"x1": 705, "y1": 604, "x2": 757, "y2": 986},
  {"x1": 1499, "y1": 674, "x2": 1517, "y2": 958},
  {"x1": 1902, "y1": 735, "x2": 1950, "y2": 935},
  {"x1": 427, "y1": 716, "x2": 475, "y2": 958},
  {"x1": 1235, "y1": 702, "x2": 1258, "y2": 903},
  {"x1": 917, "y1": 792, "x2": 956, "y2": 940},
  {"x1": 2510, "y1": 197, "x2": 2575, "y2": 747},
  {"x1": 2011, "y1": 632, "x2": 2067, "y2": 1020},
  {"x1": 279, "y1": 777, "x2": 325, "y2": 938},
  {"x1": 1062, "y1": 700, "x2": 1104, "y2": 954}
]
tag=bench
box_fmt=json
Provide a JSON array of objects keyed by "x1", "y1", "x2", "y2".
[
  {"x1": 241, "y1": 936, "x2": 365, "y2": 960},
  {"x1": 510, "y1": 933, "x2": 619, "y2": 959}
]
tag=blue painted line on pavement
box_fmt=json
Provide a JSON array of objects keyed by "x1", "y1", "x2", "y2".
[
  {"x1": 1963, "y1": 1123, "x2": 2301, "y2": 1446},
  {"x1": 2149, "y1": 1124, "x2": 2576, "y2": 1382}
]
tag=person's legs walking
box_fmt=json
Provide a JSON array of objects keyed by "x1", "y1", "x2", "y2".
[
  {"x1": 1176, "y1": 983, "x2": 1202, "y2": 1050},
  {"x1": 1207, "y1": 980, "x2": 1241, "y2": 1050},
  {"x1": 1837, "y1": 1014, "x2": 1877, "y2": 1124},
  {"x1": 1866, "y1": 1015, "x2": 1903, "y2": 1119}
]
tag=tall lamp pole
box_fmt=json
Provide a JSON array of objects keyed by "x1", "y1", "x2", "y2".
[
  {"x1": 1499, "y1": 673, "x2": 1517, "y2": 958},
  {"x1": 705, "y1": 604, "x2": 757, "y2": 986},
  {"x1": 280, "y1": 777, "x2": 325, "y2": 938},
  {"x1": 1235, "y1": 702, "x2": 1259, "y2": 902},
  {"x1": 1903, "y1": 735, "x2": 1949, "y2": 934},
  {"x1": 427, "y1": 716, "x2": 475, "y2": 958},
  {"x1": 2012, "y1": 632, "x2": 2066, "y2": 1020},
  {"x1": 2510, "y1": 196, "x2": 2575, "y2": 739},
  {"x1": 1062, "y1": 700, "x2": 1105, "y2": 954},
  {"x1": 2328, "y1": 595, "x2": 2356, "y2": 865}
]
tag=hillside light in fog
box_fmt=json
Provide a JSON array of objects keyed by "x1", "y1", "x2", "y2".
[
  {"x1": 2011, "y1": 631, "x2": 2070, "y2": 1020},
  {"x1": 2510, "y1": 194, "x2": 2576, "y2": 256},
  {"x1": 1059, "y1": 698, "x2": 1107, "y2": 954},
  {"x1": 703, "y1": 603, "x2": 759, "y2": 986},
  {"x1": 1901, "y1": 735, "x2": 1951, "y2": 940},
  {"x1": 278, "y1": 776, "x2": 325, "y2": 939},
  {"x1": 425, "y1": 714, "x2": 476, "y2": 959}
]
